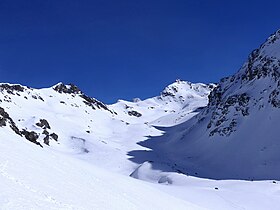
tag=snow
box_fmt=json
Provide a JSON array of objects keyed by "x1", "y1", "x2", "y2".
[
  {"x1": 0, "y1": 81, "x2": 212, "y2": 209},
  {"x1": 110, "y1": 80, "x2": 214, "y2": 126},
  {"x1": 0, "y1": 130, "x2": 202, "y2": 210},
  {"x1": 0, "y1": 75, "x2": 280, "y2": 210}
]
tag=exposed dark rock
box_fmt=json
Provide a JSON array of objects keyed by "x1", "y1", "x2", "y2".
[
  {"x1": 50, "y1": 133, "x2": 58, "y2": 141},
  {"x1": 81, "y1": 94, "x2": 102, "y2": 109},
  {"x1": 42, "y1": 129, "x2": 57, "y2": 145},
  {"x1": 161, "y1": 91, "x2": 175, "y2": 97},
  {"x1": 269, "y1": 89, "x2": 280, "y2": 108},
  {"x1": 80, "y1": 94, "x2": 114, "y2": 113},
  {"x1": 53, "y1": 83, "x2": 114, "y2": 113},
  {"x1": 38, "y1": 96, "x2": 44, "y2": 101},
  {"x1": 128, "y1": 110, "x2": 142, "y2": 117},
  {"x1": 206, "y1": 92, "x2": 250, "y2": 137},
  {"x1": 53, "y1": 83, "x2": 81, "y2": 94},
  {"x1": 36, "y1": 119, "x2": 51, "y2": 129},
  {"x1": 43, "y1": 135, "x2": 50, "y2": 145},
  {"x1": 21, "y1": 129, "x2": 42, "y2": 147},
  {"x1": 0, "y1": 84, "x2": 24, "y2": 94},
  {"x1": 124, "y1": 104, "x2": 131, "y2": 109},
  {"x1": 242, "y1": 56, "x2": 280, "y2": 82},
  {"x1": 42, "y1": 130, "x2": 49, "y2": 135},
  {"x1": 0, "y1": 108, "x2": 9, "y2": 126},
  {"x1": 0, "y1": 112, "x2": 49, "y2": 147},
  {"x1": 3, "y1": 95, "x2": 12, "y2": 103},
  {"x1": 0, "y1": 107, "x2": 21, "y2": 135}
]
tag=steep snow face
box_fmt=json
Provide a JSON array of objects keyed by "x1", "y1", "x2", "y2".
[
  {"x1": 110, "y1": 80, "x2": 215, "y2": 126},
  {"x1": 144, "y1": 29, "x2": 280, "y2": 180}
]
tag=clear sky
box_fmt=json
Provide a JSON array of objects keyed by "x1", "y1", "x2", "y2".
[{"x1": 0, "y1": 0, "x2": 279, "y2": 103}]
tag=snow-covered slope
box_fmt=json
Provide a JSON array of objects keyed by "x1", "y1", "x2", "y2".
[
  {"x1": 0, "y1": 81, "x2": 212, "y2": 174},
  {"x1": 2, "y1": 30, "x2": 280, "y2": 209},
  {"x1": 0, "y1": 126, "x2": 203, "y2": 210},
  {"x1": 1, "y1": 77, "x2": 280, "y2": 210},
  {"x1": 141, "y1": 29, "x2": 280, "y2": 180},
  {"x1": 0, "y1": 80, "x2": 215, "y2": 209}
]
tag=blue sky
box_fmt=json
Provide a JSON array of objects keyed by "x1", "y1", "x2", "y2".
[{"x1": 0, "y1": 0, "x2": 279, "y2": 103}]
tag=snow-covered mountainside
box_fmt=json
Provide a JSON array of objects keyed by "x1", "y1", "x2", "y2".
[
  {"x1": 0, "y1": 81, "x2": 213, "y2": 153},
  {"x1": 3, "y1": 30, "x2": 280, "y2": 210},
  {"x1": 0, "y1": 80, "x2": 217, "y2": 209},
  {"x1": 141, "y1": 29, "x2": 280, "y2": 181}
]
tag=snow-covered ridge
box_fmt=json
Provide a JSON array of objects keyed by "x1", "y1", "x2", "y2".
[
  {"x1": 110, "y1": 80, "x2": 215, "y2": 126},
  {"x1": 0, "y1": 80, "x2": 212, "y2": 149},
  {"x1": 0, "y1": 82, "x2": 115, "y2": 147},
  {"x1": 160, "y1": 79, "x2": 215, "y2": 101},
  {"x1": 53, "y1": 82, "x2": 114, "y2": 113}
]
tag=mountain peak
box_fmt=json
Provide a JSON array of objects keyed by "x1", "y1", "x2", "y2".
[
  {"x1": 53, "y1": 83, "x2": 82, "y2": 95},
  {"x1": 160, "y1": 80, "x2": 215, "y2": 100}
]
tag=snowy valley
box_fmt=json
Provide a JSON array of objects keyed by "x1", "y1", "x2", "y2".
[{"x1": 2, "y1": 30, "x2": 280, "y2": 210}]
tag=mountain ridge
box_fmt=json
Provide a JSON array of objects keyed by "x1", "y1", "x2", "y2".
[{"x1": 0, "y1": 80, "x2": 213, "y2": 150}]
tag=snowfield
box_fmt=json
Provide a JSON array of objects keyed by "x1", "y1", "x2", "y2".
[
  {"x1": 0, "y1": 130, "x2": 204, "y2": 210},
  {"x1": 2, "y1": 29, "x2": 280, "y2": 209}
]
